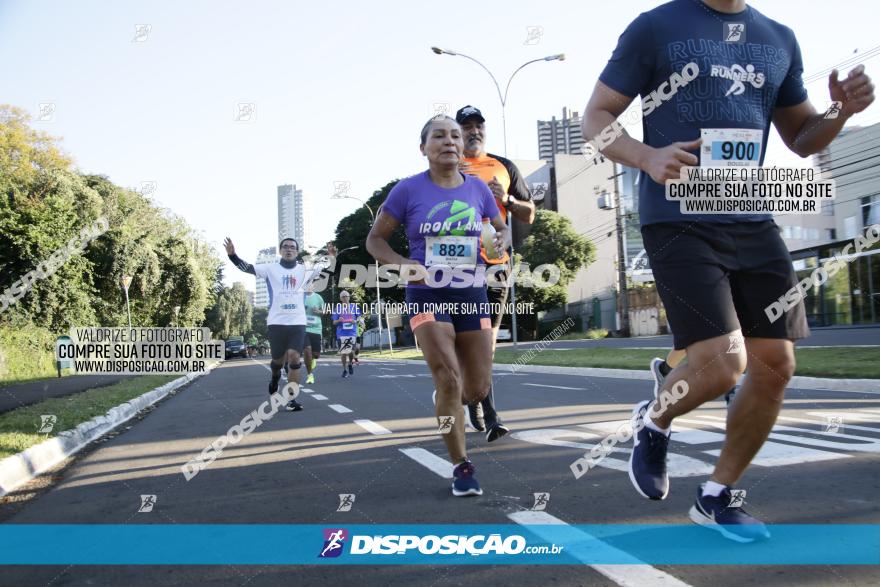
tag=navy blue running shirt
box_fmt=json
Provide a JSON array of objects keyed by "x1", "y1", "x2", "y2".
[{"x1": 599, "y1": 0, "x2": 808, "y2": 225}]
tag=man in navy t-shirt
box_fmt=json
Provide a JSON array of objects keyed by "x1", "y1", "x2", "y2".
[{"x1": 582, "y1": 0, "x2": 874, "y2": 541}]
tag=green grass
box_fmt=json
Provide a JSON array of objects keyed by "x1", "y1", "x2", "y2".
[
  {"x1": 0, "y1": 375, "x2": 176, "y2": 460},
  {"x1": 361, "y1": 346, "x2": 880, "y2": 379},
  {"x1": 0, "y1": 325, "x2": 57, "y2": 386}
]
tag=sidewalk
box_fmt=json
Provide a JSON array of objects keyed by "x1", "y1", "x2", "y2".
[{"x1": 0, "y1": 375, "x2": 132, "y2": 414}]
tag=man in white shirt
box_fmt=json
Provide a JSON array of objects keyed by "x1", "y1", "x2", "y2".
[{"x1": 224, "y1": 237, "x2": 335, "y2": 411}]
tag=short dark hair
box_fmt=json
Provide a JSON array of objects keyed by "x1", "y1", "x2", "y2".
[
  {"x1": 279, "y1": 238, "x2": 299, "y2": 249},
  {"x1": 420, "y1": 114, "x2": 458, "y2": 146}
]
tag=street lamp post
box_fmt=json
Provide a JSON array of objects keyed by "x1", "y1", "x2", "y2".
[
  {"x1": 430, "y1": 47, "x2": 564, "y2": 347},
  {"x1": 329, "y1": 194, "x2": 393, "y2": 353}
]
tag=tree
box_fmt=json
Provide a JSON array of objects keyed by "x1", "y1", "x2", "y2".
[
  {"x1": 250, "y1": 307, "x2": 268, "y2": 340},
  {"x1": 0, "y1": 107, "x2": 221, "y2": 334},
  {"x1": 204, "y1": 282, "x2": 252, "y2": 340},
  {"x1": 333, "y1": 180, "x2": 409, "y2": 304},
  {"x1": 514, "y1": 210, "x2": 596, "y2": 339}
]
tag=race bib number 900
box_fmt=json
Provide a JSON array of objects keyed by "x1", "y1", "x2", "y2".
[
  {"x1": 425, "y1": 236, "x2": 478, "y2": 267},
  {"x1": 701, "y1": 128, "x2": 762, "y2": 167}
]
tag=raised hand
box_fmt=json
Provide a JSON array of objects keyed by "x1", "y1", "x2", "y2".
[{"x1": 829, "y1": 65, "x2": 875, "y2": 117}]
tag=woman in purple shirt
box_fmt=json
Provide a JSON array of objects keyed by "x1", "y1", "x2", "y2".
[{"x1": 367, "y1": 115, "x2": 509, "y2": 497}]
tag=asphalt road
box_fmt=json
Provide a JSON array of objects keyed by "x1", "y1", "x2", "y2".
[{"x1": 1, "y1": 357, "x2": 878, "y2": 586}]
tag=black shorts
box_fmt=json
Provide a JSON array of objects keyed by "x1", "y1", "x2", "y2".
[
  {"x1": 486, "y1": 266, "x2": 510, "y2": 330},
  {"x1": 304, "y1": 332, "x2": 322, "y2": 354},
  {"x1": 406, "y1": 286, "x2": 491, "y2": 333},
  {"x1": 641, "y1": 220, "x2": 810, "y2": 350},
  {"x1": 267, "y1": 325, "x2": 306, "y2": 361}
]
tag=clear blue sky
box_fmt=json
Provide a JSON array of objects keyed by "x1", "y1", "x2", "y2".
[{"x1": 3, "y1": 0, "x2": 878, "y2": 289}]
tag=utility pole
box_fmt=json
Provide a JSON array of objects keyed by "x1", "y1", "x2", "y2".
[{"x1": 610, "y1": 166, "x2": 629, "y2": 337}]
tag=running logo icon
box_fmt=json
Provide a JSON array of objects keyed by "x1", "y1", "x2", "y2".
[
  {"x1": 531, "y1": 492, "x2": 550, "y2": 511},
  {"x1": 37, "y1": 103, "x2": 56, "y2": 122},
  {"x1": 333, "y1": 180, "x2": 351, "y2": 198},
  {"x1": 727, "y1": 334, "x2": 744, "y2": 354},
  {"x1": 824, "y1": 101, "x2": 843, "y2": 119},
  {"x1": 524, "y1": 25, "x2": 543, "y2": 45},
  {"x1": 724, "y1": 23, "x2": 745, "y2": 42},
  {"x1": 824, "y1": 415, "x2": 844, "y2": 434},
  {"x1": 138, "y1": 494, "x2": 157, "y2": 513},
  {"x1": 437, "y1": 416, "x2": 455, "y2": 434},
  {"x1": 337, "y1": 494, "x2": 355, "y2": 512},
  {"x1": 319, "y1": 529, "x2": 348, "y2": 558},
  {"x1": 234, "y1": 103, "x2": 256, "y2": 122},
  {"x1": 37, "y1": 415, "x2": 57, "y2": 434},
  {"x1": 710, "y1": 64, "x2": 765, "y2": 96},
  {"x1": 132, "y1": 24, "x2": 152, "y2": 42},
  {"x1": 728, "y1": 489, "x2": 747, "y2": 508}
]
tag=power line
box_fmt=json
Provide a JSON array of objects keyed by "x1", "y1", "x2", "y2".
[{"x1": 803, "y1": 44, "x2": 880, "y2": 84}]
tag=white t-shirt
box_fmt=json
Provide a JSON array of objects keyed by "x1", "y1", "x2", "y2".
[{"x1": 254, "y1": 262, "x2": 321, "y2": 326}]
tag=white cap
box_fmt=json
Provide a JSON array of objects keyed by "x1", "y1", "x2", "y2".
[{"x1": 340, "y1": 290, "x2": 350, "y2": 297}]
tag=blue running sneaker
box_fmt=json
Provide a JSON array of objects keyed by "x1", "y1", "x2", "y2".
[
  {"x1": 689, "y1": 485, "x2": 770, "y2": 543},
  {"x1": 452, "y1": 460, "x2": 483, "y2": 497},
  {"x1": 628, "y1": 400, "x2": 670, "y2": 500}
]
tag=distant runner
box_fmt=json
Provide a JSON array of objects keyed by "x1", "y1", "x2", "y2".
[
  {"x1": 303, "y1": 283, "x2": 324, "y2": 385},
  {"x1": 332, "y1": 291, "x2": 360, "y2": 378}
]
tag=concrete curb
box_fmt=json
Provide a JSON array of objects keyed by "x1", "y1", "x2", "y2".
[
  {"x1": 0, "y1": 362, "x2": 220, "y2": 498},
  {"x1": 394, "y1": 359, "x2": 880, "y2": 393}
]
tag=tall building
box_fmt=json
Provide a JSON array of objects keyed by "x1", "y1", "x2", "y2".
[
  {"x1": 537, "y1": 108, "x2": 586, "y2": 164},
  {"x1": 277, "y1": 184, "x2": 307, "y2": 246},
  {"x1": 253, "y1": 247, "x2": 277, "y2": 308}
]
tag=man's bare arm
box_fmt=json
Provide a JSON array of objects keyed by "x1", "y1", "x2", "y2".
[
  {"x1": 582, "y1": 81, "x2": 700, "y2": 182},
  {"x1": 773, "y1": 65, "x2": 874, "y2": 158}
]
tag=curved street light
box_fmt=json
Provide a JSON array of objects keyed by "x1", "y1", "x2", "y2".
[{"x1": 430, "y1": 47, "x2": 565, "y2": 346}]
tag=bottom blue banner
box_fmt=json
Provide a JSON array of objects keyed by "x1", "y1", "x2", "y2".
[{"x1": 0, "y1": 524, "x2": 877, "y2": 565}]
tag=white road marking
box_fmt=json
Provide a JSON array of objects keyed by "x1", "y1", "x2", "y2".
[
  {"x1": 523, "y1": 383, "x2": 586, "y2": 391},
  {"x1": 778, "y1": 414, "x2": 880, "y2": 434},
  {"x1": 510, "y1": 429, "x2": 713, "y2": 477},
  {"x1": 688, "y1": 414, "x2": 880, "y2": 454},
  {"x1": 301, "y1": 388, "x2": 314, "y2": 394},
  {"x1": 311, "y1": 394, "x2": 329, "y2": 401},
  {"x1": 399, "y1": 448, "x2": 453, "y2": 478},
  {"x1": 580, "y1": 421, "x2": 726, "y2": 445},
  {"x1": 508, "y1": 511, "x2": 692, "y2": 586},
  {"x1": 354, "y1": 419, "x2": 393, "y2": 436},
  {"x1": 328, "y1": 404, "x2": 352, "y2": 413}
]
